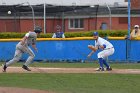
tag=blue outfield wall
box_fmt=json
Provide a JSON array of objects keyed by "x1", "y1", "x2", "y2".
[{"x1": 0, "y1": 38, "x2": 139, "y2": 62}]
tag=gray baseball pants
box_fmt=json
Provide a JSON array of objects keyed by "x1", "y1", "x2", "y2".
[{"x1": 6, "y1": 43, "x2": 35, "y2": 67}]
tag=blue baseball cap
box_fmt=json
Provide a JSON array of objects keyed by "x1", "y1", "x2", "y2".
[{"x1": 93, "y1": 32, "x2": 99, "y2": 36}]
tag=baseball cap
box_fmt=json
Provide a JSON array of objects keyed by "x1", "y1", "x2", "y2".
[
  {"x1": 93, "y1": 32, "x2": 99, "y2": 36},
  {"x1": 134, "y1": 25, "x2": 139, "y2": 28}
]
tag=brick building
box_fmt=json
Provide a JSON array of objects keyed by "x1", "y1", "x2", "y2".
[
  {"x1": 0, "y1": 0, "x2": 140, "y2": 33},
  {"x1": 125, "y1": 0, "x2": 140, "y2": 9}
]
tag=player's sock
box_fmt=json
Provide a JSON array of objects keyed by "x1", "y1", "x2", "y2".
[
  {"x1": 25, "y1": 56, "x2": 34, "y2": 66},
  {"x1": 102, "y1": 59, "x2": 109, "y2": 68},
  {"x1": 98, "y1": 58, "x2": 104, "y2": 69}
]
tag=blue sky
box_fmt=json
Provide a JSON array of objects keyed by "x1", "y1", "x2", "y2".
[{"x1": 0, "y1": 0, "x2": 127, "y2": 6}]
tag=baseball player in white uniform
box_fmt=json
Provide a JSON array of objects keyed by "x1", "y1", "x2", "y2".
[
  {"x1": 88, "y1": 32, "x2": 115, "y2": 71},
  {"x1": 2, "y1": 26, "x2": 42, "y2": 72}
]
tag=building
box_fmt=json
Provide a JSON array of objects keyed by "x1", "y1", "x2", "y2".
[
  {"x1": 125, "y1": 0, "x2": 140, "y2": 9},
  {"x1": 0, "y1": 0, "x2": 139, "y2": 33}
]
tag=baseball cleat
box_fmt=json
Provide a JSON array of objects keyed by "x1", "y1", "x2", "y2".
[
  {"x1": 106, "y1": 67, "x2": 112, "y2": 71},
  {"x1": 2, "y1": 64, "x2": 7, "y2": 72},
  {"x1": 22, "y1": 65, "x2": 31, "y2": 71},
  {"x1": 96, "y1": 68, "x2": 104, "y2": 71}
]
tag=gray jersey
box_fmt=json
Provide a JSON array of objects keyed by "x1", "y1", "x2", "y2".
[
  {"x1": 18, "y1": 31, "x2": 37, "y2": 47},
  {"x1": 16, "y1": 31, "x2": 37, "y2": 53},
  {"x1": 24, "y1": 31, "x2": 37, "y2": 46}
]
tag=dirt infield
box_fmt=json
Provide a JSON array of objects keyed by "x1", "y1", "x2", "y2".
[
  {"x1": 0, "y1": 67, "x2": 140, "y2": 74},
  {"x1": 0, "y1": 67, "x2": 140, "y2": 93}
]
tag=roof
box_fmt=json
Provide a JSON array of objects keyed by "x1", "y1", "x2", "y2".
[
  {"x1": 0, "y1": 0, "x2": 127, "y2": 6},
  {"x1": 0, "y1": 4, "x2": 139, "y2": 18}
]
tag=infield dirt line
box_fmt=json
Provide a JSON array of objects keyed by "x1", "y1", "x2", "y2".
[{"x1": 0, "y1": 67, "x2": 140, "y2": 74}]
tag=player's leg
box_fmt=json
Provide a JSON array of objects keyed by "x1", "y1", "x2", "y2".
[
  {"x1": 100, "y1": 49, "x2": 115, "y2": 71},
  {"x1": 2, "y1": 49, "x2": 22, "y2": 72},
  {"x1": 99, "y1": 51, "x2": 110, "y2": 69},
  {"x1": 22, "y1": 47, "x2": 35, "y2": 71},
  {"x1": 24, "y1": 47, "x2": 35, "y2": 66},
  {"x1": 102, "y1": 58, "x2": 110, "y2": 70},
  {"x1": 99, "y1": 54, "x2": 111, "y2": 71},
  {"x1": 97, "y1": 52, "x2": 104, "y2": 71}
]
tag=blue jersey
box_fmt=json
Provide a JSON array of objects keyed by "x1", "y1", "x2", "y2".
[
  {"x1": 55, "y1": 32, "x2": 63, "y2": 38},
  {"x1": 52, "y1": 31, "x2": 65, "y2": 38}
]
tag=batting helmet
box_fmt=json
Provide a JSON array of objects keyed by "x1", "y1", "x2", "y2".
[{"x1": 34, "y1": 26, "x2": 42, "y2": 33}]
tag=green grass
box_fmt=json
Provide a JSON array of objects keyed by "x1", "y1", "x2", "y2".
[
  {"x1": 0, "y1": 73, "x2": 140, "y2": 93},
  {"x1": 0, "y1": 62, "x2": 140, "y2": 93}
]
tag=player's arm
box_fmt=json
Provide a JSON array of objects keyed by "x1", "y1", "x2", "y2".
[
  {"x1": 137, "y1": 30, "x2": 140, "y2": 36},
  {"x1": 130, "y1": 30, "x2": 136, "y2": 39},
  {"x1": 32, "y1": 43, "x2": 38, "y2": 52},
  {"x1": 98, "y1": 40, "x2": 106, "y2": 50},
  {"x1": 87, "y1": 45, "x2": 98, "y2": 57},
  {"x1": 87, "y1": 50, "x2": 95, "y2": 58},
  {"x1": 20, "y1": 33, "x2": 29, "y2": 45},
  {"x1": 32, "y1": 39, "x2": 38, "y2": 52},
  {"x1": 99, "y1": 44, "x2": 106, "y2": 50},
  {"x1": 137, "y1": 31, "x2": 140, "y2": 37},
  {"x1": 88, "y1": 45, "x2": 98, "y2": 51},
  {"x1": 20, "y1": 36, "x2": 28, "y2": 45},
  {"x1": 52, "y1": 33, "x2": 56, "y2": 38},
  {"x1": 62, "y1": 33, "x2": 65, "y2": 38}
]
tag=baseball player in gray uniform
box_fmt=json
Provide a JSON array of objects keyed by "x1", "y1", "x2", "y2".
[{"x1": 2, "y1": 26, "x2": 42, "y2": 72}]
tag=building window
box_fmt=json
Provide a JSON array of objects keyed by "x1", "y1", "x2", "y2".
[
  {"x1": 101, "y1": 23, "x2": 108, "y2": 30},
  {"x1": 69, "y1": 19, "x2": 84, "y2": 29}
]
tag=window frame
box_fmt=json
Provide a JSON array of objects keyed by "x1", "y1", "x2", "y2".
[{"x1": 68, "y1": 18, "x2": 84, "y2": 29}]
